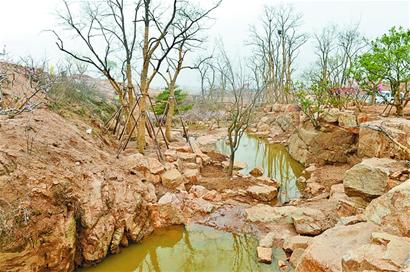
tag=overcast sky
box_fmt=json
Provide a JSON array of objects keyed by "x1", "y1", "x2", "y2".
[{"x1": 0, "y1": 0, "x2": 409, "y2": 91}]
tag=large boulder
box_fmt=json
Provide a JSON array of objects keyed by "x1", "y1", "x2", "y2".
[
  {"x1": 292, "y1": 208, "x2": 334, "y2": 236},
  {"x1": 257, "y1": 246, "x2": 272, "y2": 264},
  {"x1": 321, "y1": 108, "x2": 340, "y2": 123},
  {"x1": 196, "y1": 135, "x2": 218, "y2": 146},
  {"x1": 161, "y1": 169, "x2": 184, "y2": 189},
  {"x1": 283, "y1": 235, "x2": 313, "y2": 254},
  {"x1": 246, "y1": 184, "x2": 278, "y2": 202},
  {"x1": 246, "y1": 204, "x2": 300, "y2": 224},
  {"x1": 259, "y1": 229, "x2": 296, "y2": 248},
  {"x1": 246, "y1": 205, "x2": 335, "y2": 235},
  {"x1": 365, "y1": 179, "x2": 410, "y2": 237},
  {"x1": 130, "y1": 154, "x2": 165, "y2": 175},
  {"x1": 296, "y1": 222, "x2": 380, "y2": 272},
  {"x1": 358, "y1": 118, "x2": 410, "y2": 160},
  {"x1": 249, "y1": 167, "x2": 264, "y2": 177},
  {"x1": 288, "y1": 127, "x2": 319, "y2": 165},
  {"x1": 151, "y1": 193, "x2": 186, "y2": 227},
  {"x1": 222, "y1": 160, "x2": 247, "y2": 170},
  {"x1": 183, "y1": 168, "x2": 199, "y2": 183},
  {"x1": 344, "y1": 158, "x2": 407, "y2": 201},
  {"x1": 342, "y1": 232, "x2": 410, "y2": 272},
  {"x1": 337, "y1": 110, "x2": 358, "y2": 129},
  {"x1": 288, "y1": 124, "x2": 357, "y2": 165}
]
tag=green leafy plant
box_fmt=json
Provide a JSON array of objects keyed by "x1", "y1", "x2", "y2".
[
  {"x1": 354, "y1": 27, "x2": 410, "y2": 115},
  {"x1": 154, "y1": 88, "x2": 193, "y2": 116},
  {"x1": 294, "y1": 81, "x2": 328, "y2": 129}
]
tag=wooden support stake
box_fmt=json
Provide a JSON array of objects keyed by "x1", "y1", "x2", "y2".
[{"x1": 148, "y1": 95, "x2": 169, "y2": 149}]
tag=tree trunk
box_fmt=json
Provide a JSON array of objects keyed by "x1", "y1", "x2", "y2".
[
  {"x1": 228, "y1": 151, "x2": 235, "y2": 177},
  {"x1": 137, "y1": 17, "x2": 150, "y2": 153},
  {"x1": 165, "y1": 84, "x2": 176, "y2": 142},
  {"x1": 371, "y1": 91, "x2": 376, "y2": 105},
  {"x1": 281, "y1": 32, "x2": 286, "y2": 103},
  {"x1": 137, "y1": 89, "x2": 147, "y2": 153},
  {"x1": 394, "y1": 85, "x2": 403, "y2": 116},
  {"x1": 125, "y1": 62, "x2": 136, "y2": 134}
]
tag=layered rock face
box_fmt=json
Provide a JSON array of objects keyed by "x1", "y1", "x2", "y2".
[
  {"x1": 359, "y1": 118, "x2": 410, "y2": 160},
  {"x1": 0, "y1": 110, "x2": 156, "y2": 271}
]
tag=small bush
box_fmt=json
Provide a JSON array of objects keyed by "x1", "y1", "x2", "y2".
[{"x1": 154, "y1": 88, "x2": 193, "y2": 116}]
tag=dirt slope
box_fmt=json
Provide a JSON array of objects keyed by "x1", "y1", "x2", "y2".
[{"x1": 0, "y1": 70, "x2": 155, "y2": 271}]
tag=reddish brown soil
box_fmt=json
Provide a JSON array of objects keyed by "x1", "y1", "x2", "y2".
[{"x1": 311, "y1": 164, "x2": 352, "y2": 191}]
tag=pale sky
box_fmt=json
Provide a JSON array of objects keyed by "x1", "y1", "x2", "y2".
[{"x1": 0, "y1": 0, "x2": 409, "y2": 91}]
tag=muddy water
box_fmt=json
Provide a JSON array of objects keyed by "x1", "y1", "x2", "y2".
[
  {"x1": 80, "y1": 224, "x2": 285, "y2": 272},
  {"x1": 215, "y1": 134, "x2": 304, "y2": 203}
]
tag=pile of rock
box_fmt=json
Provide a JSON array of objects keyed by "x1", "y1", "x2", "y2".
[
  {"x1": 294, "y1": 179, "x2": 410, "y2": 271},
  {"x1": 129, "y1": 140, "x2": 211, "y2": 191},
  {"x1": 251, "y1": 203, "x2": 335, "y2": 266},
  {"x1": 150, "y1": 186, "x2": 223, "y2": 228},
  {"x1": 248, "y1": 104, "x2": 300, "y2": 142}
]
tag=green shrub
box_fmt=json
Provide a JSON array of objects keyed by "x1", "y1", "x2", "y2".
[{"x1": 154, "y1": 88, "x2": 193, "y2": 115}]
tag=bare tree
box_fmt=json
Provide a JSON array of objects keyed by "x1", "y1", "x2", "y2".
[
  {"x1": 337, "y1": 24, "x2": 366, "y2": 86},
  {"x1": 217, "y1": 47, "x2": 262, "y2": 176},
  {"x1": 313, "y1": 25, "x2": 337, "y2": 86},
  {"x1": 312, "y1": 24, "x2": 365, "y2": 88},
  {"x1": 52, "y1": 0, "x2": 141, "y2": 138},
  {"x1": 249, "y1": 6, "x2": 279, "y2": 104},
  {"x1": 249, "y1": 5, "x2": 306, "y2": 105},
  {"x1": 197, "y1": 55, "x2": 217, "y2": 98},
  {"x1": 157, "y1": 5, "x2": 214, "y2": 142},
  {"x1": 53, "y1": 0, "x2": 221, "y2": 152},
  {"x1": 285, "y1": 27, "x2": 308, "y2": 96}
]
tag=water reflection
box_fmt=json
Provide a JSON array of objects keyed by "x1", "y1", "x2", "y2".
[
  {"x1": 79, "y1": 224, "x2": 281, "y2": 272},
  {"x1": 215, "y1": 134, "x2": 304, "y2": 203}
]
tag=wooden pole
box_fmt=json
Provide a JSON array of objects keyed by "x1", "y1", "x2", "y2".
[{"x1": 148, "y1": 95, "x2": 169, "y2": 149}]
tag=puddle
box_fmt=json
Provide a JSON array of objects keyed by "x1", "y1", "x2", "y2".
[
  {"x1": 215, "y1": 134, "x2": 304, "y2": 203},
  {"x1": 79, "y1": 224, "x2": 288, "y2": 272}
]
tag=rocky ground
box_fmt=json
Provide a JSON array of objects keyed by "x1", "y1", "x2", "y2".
[
  {"x1": 246, "y1": 104, "x2": 410, "y2": 271},
  {"x1": 1, "y1": 63, "x2": 410, "y2": 272}
]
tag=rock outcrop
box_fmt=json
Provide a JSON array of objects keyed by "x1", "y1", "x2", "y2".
[
  {"x1": 0, "y1": 109, "x2": 156, "y2": 271},
  {"x1": 246, "y1": 204, "x2": 335, "y2": 237},
  {"x1": 296, "y1": 179, "x2": 410, "y2": 272},
  {"x1": 249, "y1": 105, "x2": 300, "y2": 142},
  {"x1": 292, "y1": 208, "x2": 333, "y2": 236}
]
